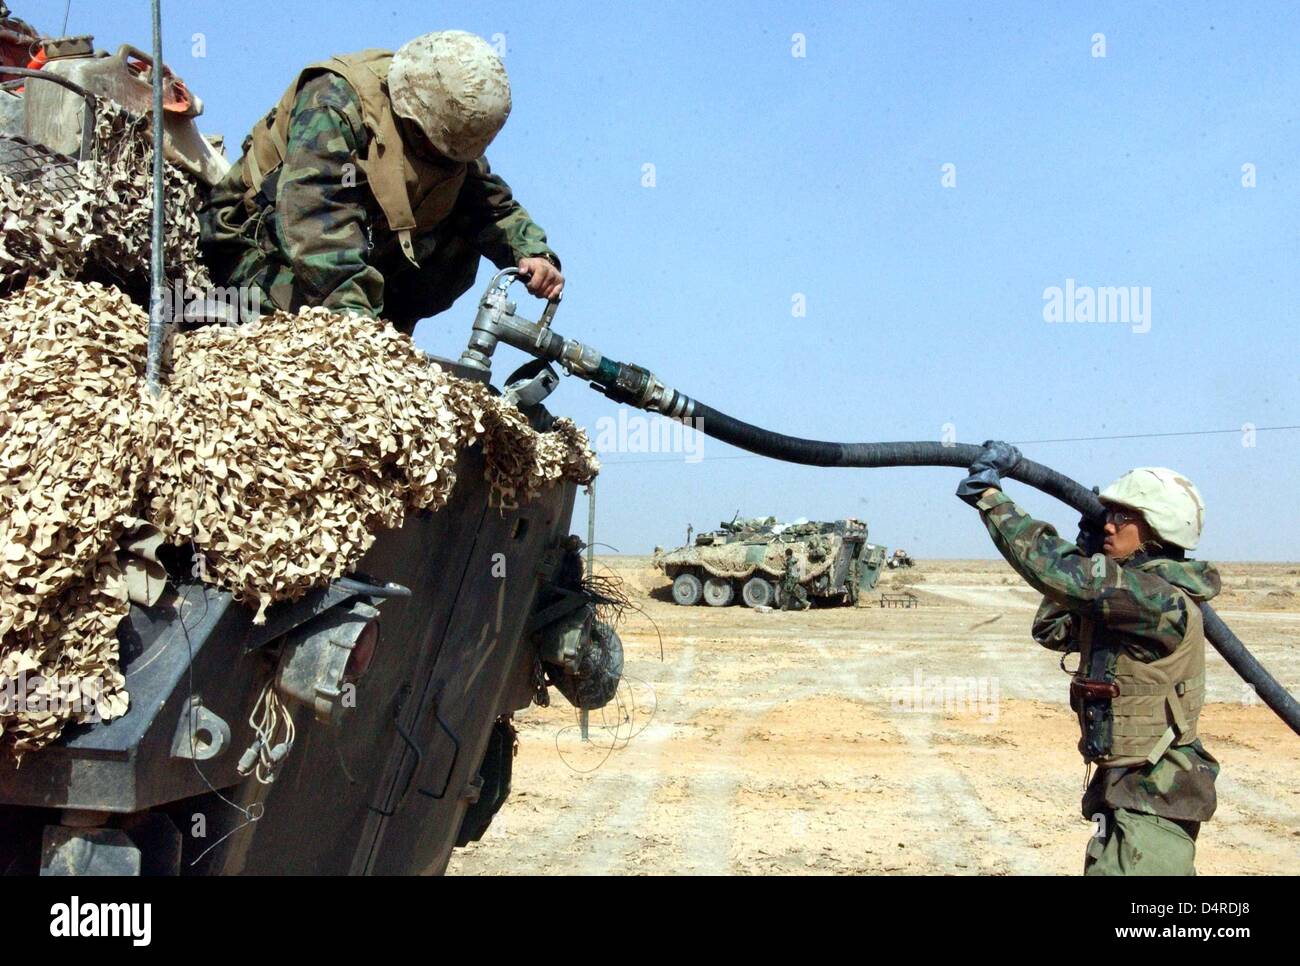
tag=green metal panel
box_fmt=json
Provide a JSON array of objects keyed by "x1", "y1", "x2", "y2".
[{"x1": 856, "y1": 543, "x2": 888, "y2": 592}]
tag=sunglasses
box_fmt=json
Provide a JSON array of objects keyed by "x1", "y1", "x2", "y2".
[{"x1": 1105, "y1": 508, "x2": 1141, "y2": 528}]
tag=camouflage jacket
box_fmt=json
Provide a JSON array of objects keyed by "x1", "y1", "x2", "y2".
[
  {"x1": 780, "y1": 556, "x2": 802, "y2": 592},
  {"x1": 974, "y1": 488, "x2": 1221, "y2": 823},
  {"x1": 199, "y1": 72, "x2": 558, "y2": 331}
]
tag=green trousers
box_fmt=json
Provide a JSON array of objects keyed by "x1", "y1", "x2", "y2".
[{"x1": 1084, "y1": 807, "x2": 1198, "y2": 876}]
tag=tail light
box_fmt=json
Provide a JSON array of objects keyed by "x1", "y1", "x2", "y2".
[{"x1": 275, "y1": 602, "x2": 380, "y2": 723}]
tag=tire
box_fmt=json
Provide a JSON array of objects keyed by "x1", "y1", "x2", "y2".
[
  {"x1": 703, "y1": 577, "x2": 735, "y2": 607},
  {"x1": 741, "y1": 576, "x2": 775, "y2": 608},
  {"x1": 672, "y1": 572, "x2": 703, "y2": 606}
]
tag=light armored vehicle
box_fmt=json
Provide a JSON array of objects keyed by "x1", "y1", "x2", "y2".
[
  {"x1": 888, "y1": 548, "x2": 915, "y2": 569},
  {"x1": 653, "y1": 516, "x2": 887, "y2": 608},
  {"x1": 0, "y1": 24, "x2": 614, "y2": 875}
]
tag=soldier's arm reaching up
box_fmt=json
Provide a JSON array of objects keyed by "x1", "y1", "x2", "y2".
[{"x1": 955, "y1": 442, "x2": 1191, "y2": 657}]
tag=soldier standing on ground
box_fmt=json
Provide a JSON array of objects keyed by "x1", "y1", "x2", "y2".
[
  {"x1": 200, "y1": 30, "x2": 563, "y2": 333},
  {"x1": 780, "y1": 547, "x2": 809, "y2": 611},
  {"x1": 956, "y1": 441, "x2": 1220, "y2": 876}
]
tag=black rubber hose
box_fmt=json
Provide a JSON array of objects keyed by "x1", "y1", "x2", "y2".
[{"x1": 689, "y1": 399, "x2": 1300, "y2": 736}]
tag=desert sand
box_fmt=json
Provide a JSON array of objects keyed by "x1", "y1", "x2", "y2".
[{"x1": 449, "y1": 556, "x2": 1300, "y2": 875}]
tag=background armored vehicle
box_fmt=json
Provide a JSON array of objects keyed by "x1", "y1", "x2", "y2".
[
  {"x1": 888, "y1": 548, "x2": 915, "y2": 569},
  {"x1": 654, "y1": 516, "x2": 887, "y2": 608}
]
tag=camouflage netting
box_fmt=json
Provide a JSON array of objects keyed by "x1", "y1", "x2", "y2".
[
  {"x1": 0, "y1": 282, "x2": 144, "y2": 752},
  {"x1": 0, "y1": 101, "x2": 210, "y2": 292},
  {"x1": 0, "y1": 277, "x2": 598, "y2": 756}
]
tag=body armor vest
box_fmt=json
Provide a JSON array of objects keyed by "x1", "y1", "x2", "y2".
[
  {"x1": 1071, "y1": 588, "x2": 1206, "y2": 767},
  {"x1": 240, "y1": 49, "x2": 468, "y2": 268}
]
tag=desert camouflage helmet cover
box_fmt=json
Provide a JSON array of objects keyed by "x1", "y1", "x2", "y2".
[
  {"x1": 389, "y1": 30, "x2": 511, "y2": 162},
  {"x1": 1099, "y1": 467, "x2": 1206, "y2": 550}
]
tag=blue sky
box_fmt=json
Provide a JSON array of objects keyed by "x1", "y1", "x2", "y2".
[{"x1": 28, "y1": 0, "x2": 1298, "y2": 560}]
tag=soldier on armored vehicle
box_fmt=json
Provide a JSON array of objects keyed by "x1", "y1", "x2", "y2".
[{"x1": 200, "y1": 30, "x2": 563, "y2": 331}]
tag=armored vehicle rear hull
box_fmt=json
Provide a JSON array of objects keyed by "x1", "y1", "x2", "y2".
[{"x1": 0, "y1": 391, "x2": 578, "y2": 876}]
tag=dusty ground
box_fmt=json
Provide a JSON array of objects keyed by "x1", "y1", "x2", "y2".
[{"x1": 449, "y1": 557, "x2": 1300, "y2": 875}]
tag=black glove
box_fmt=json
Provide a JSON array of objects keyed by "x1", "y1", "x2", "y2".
[
  {"x1": 955, "y1": 440, "x2": 1022, "y2": 507},
  {"x1": 1075, "y1": 486, "x2": 1105, "y2": 555}
]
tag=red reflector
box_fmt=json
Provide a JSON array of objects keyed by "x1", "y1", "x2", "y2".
[{"x1": 345, "y1": 620, "x2": 379, "y2": 679}]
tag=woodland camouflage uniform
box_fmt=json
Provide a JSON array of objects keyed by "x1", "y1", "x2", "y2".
[
  {"x1": 780, "y1": 551, "x2": 809, "y2": 611},
  {"x1": 200, "y1": 57, "x2": 558, "y2": 333},
  {"x1": 974, "y1": 488, "x2": 1221, "y2": 876}
]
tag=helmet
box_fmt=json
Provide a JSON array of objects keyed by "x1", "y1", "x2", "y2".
[
  {"x1": 389, "y1": 31, "x2": 510, "y2": 162},
  {"x1": 1099, "y1": 467, "x2": 1206, "y2": 550}
]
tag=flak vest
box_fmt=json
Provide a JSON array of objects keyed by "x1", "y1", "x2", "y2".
[
  {"x1": 1072, "y1": 587, "x2": 1206, "y2": 768},
  {"x1": 239, "y1": 49, "x2": 466, "y2": 269}
]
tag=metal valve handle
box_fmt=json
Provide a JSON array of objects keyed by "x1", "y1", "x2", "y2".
[{"x1": 492, "y1": 266, "x2": 561, "y2": 325}]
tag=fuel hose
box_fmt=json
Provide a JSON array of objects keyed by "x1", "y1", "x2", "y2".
[
  {"x1": 455, "y1": 276, "x2": 1300, "y2": 737},
  {"x1": 631, "y1": 388, "x2": 1300, "y2": 736}
]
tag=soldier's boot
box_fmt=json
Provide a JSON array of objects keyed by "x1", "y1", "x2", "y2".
[{"x1": 1083, "y1": 807, "x2": 1198, "y2": 876}]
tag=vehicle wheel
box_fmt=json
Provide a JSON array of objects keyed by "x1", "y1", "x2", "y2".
[
  {"x1": 703, "y1": 577, "x2": 734, "y2": 607},
  {"x1": 672, "y1": 572, "x2": 703, "y2": 606},
  {"x1": 741, "y1": 576, "x2": 775, "y2": 608}
]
